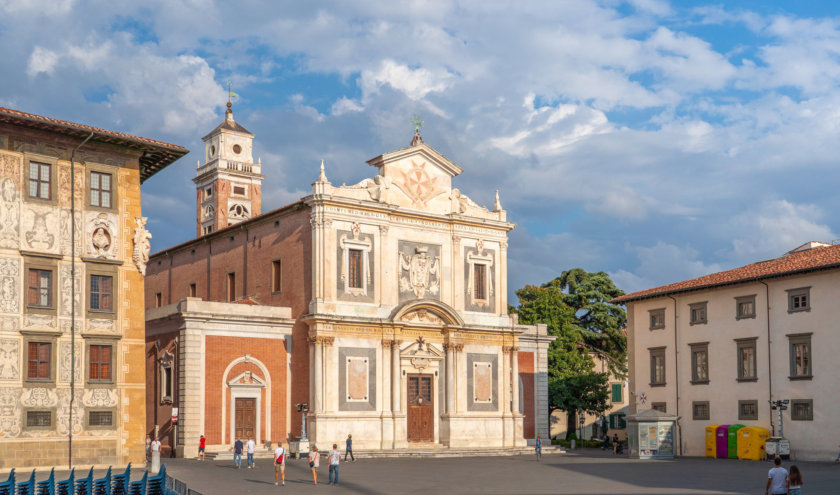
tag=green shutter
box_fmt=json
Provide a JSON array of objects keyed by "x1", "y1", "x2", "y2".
[
  {"x1": 609, "y1": 414, "x2": 615, "y2": 429},
  {"x1": 618, "y1": 414, "x2": 627, "y2": 429},
  {"x1": 611, "y1": 384, "x2": 622, "y2": 402}
]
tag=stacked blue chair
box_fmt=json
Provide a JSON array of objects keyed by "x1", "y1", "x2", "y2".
[
  {"x1": 15, "y1": 470, "x2": 35, "y2": 495},
  {"x1": 110, "y1": 464, "x2": 130, "y2": 495},
  {"x1": 35, "y1": 468, "x2": 55, "y2": 495},
  {"x1": 74, "y1": 468, "x2": 93, "y2": 495},
  {"x1": 127, "y1": 472, "x2": 145, "y2": 495},
  {"x1": 0, "y1": 469, "x2": 14, "y2": 495},
  {"x1": 92, "y1": 467, "x2": 111, "y2": 495},
  {"x1": 145, "y1": 465, "x2": 165, "y2": 495},
  {"x1": 56, "y1": 469, "x2": 74, "y2": 495}
]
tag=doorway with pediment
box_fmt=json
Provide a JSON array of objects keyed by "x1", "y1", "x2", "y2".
[{"x1": 406, "y1": 373, "x2": 434, "y2": 442}]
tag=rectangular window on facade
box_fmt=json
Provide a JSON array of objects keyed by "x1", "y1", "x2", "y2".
[
  {"x1": 205, "y1": 187, "x2": 212, "y2": 199},
  {"x1": 736, "y1": 295, "x2": 756, "y2": 319},
  {"x1": 89, "y1": 275, "x2": 113, "y2": 311},
  {"x1": 88, "y1": 410, "x2": 113, "y2": 427},
  {"x1": 474, "y1": 263, "x2": 487, "y2": 301},
  {"x1": 348, "y1": 249, "x2": 363, "y2": 289},
  {"x1": 787, "y1": 288, "x2": 810, "y2": 312},
  {"x1": 233, "y1": 185, "x2": 246, "y2": 195},
  {"x1": 692, "y1": 401, "x2": 710, "y2": 420},
  {"x1": 28, "y1": 161, "x2": 51, "y2": 199},
  {"x1": 736, "y1": 338, "x2": 758, "y2": 381},
  {"x1": 189, "y1": 283, "x2": 197, "y2": 298},
  {"x1": 650, "y1": 347, "x2": 666, "y2": 386},
  {"x1": 226, "y1": 272, "x2": 236, "y2": 301},
  {"x1": 89, "y1": 171, "x2": 112, "y2": 208},
  {"x1": 611, "y1": 383, "x2": 623, "y2": 403},
  {"x1": 27, "y1": 342, "x2": 51, "y2": 380},
  {"x1": 272, "y1": 259, "x2": 282, "y2": 292},
  {"x1": 27, "y1": 269, "x2": 52, "y2": 308},
  {"x1": 649, "y1": 309, "x2": 665, "y2": 330},
  {"x1": 690, "y1": 344, "x2": 709, "y2": 383},
  {"x1": 689, "y1": 302, "x2": 708, "y2": 325},
  {"x1": 788, "y1": 334, "x2": 812, "y2": 379},
  {"x1": 738, "y1": 400, "x2": 758, "y2": 420},
  {"x1": 652, "y1": 402, "x2": 667, "y2": 413},
  {"x1": 609, "y1": 413, "x2": 627, "y2": 429},
  {"x1": 154, "y1": 292, "x2": 162, "y2": 308},
  {"x1": 26, "y1": 410, "x2": 52, "y2": 427},
  {"x1": 203, "y1": 225, "x2": 213, "y2": 235},
  {"x1": 89, "y1": 344, "x2": 112, "y2": 382},
  {"x1": 791, "y1": 399, "x2": 813, "y2": 421},
  {"x1": 161, "y1": 364, "x2": 173, "y2": 402}
]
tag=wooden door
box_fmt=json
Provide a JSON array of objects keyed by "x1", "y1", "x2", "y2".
[
  {"x1": 235, "y1": 398, "x2": 256, "y2": 440},
  {"x1": 407, "y1": 374, "x2": 433, "y2": 442}
]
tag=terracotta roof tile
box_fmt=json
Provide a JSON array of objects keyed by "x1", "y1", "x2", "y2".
[{"x1": 613, "y1": 243, "x2": 840, "y2": 303}]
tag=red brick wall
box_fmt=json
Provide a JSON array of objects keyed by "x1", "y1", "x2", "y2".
[
  {"x1": 518, "y1": 351, "x2": 536, "y2": 439},
  {"x1": 145, "y1": 330, "x2": 179, "y2": 456}
]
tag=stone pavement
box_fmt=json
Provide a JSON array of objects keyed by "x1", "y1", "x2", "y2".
[{"x1": 159, "y1": 449, "x2": 839, "y2": 494}]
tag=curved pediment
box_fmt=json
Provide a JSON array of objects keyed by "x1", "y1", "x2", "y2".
[{"x1": 390, "y1": 299, "x2": 464, "y2": 326}]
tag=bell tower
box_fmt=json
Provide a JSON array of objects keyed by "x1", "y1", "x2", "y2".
[{"x1": 194, "y1": 102, "x2": 263, "y2": 236}]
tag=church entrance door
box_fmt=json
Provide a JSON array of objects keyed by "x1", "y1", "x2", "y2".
[
  {"x1": 235, "y1": 398, "x2": 256, "y2": 440},
  {"x1": 407, "y1": 374, "x2": 433, "y2": 442}
]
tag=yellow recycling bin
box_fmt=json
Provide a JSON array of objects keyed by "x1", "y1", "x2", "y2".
[
  {"x1": 737, "y1": 426, "x2": 770, "y2": 460},
  {"x1": 705, "y1": 424, "x2": 719, "y2": 458}
]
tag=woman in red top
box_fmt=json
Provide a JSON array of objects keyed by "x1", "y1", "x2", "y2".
[{"x1": 198, "y1": 434, "x2": 206, "y2": 461}]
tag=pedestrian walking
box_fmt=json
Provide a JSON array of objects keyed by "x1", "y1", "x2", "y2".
[
  {"x1": 198, "y1": 434, "x2": 206, "y2": 461},
  {"x1": 345, "y1": 434, "x2": 355, "y2": 462},
  {"x1": 535, "y1": 436, "x2": 542, "y2": 461},
  {"x1": 328, "y1": 444, "x2": 341, "y2": 485},
  {"x1": 787, "y1": 465, "x2": 803, "y2": 495},
  {"x1": 274, "y1": 441, "x2": 286, "y2": 486},
  {"x1": 765, "y1": 457, "x2": 789, "y2": 495},
  {"x1": 145, "y1": 434, "x2": 151, "y2": 460},
  {"x1": 612, "y1": 434, "x2": 620, "y2": 454},
  {"x1": 246, "y1": 437, "x2": 256, "y2": 468},
  {"x1": 233, "y1": 437, "x2": 243, "y2": 469},
  {"x1": 309, "y1": 446, "x2": 320, "y2": 485},
  {"x1": 602, "y1": 435, "x2": 610, "y2": 451},
  {"x1": 151, "y1": 436, "x2": 161, "y2": 453}
]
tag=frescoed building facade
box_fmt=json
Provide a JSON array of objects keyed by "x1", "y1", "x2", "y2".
[
  {"x1": 144, "y1": 106, "x2": 553, "y2": 456},
  {"x1": 0, "y1": 107, "x2": 187, "y2": 468}
]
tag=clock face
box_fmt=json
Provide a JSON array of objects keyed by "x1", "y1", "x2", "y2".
[{"x1": 233, "y1": 144, "x2": 242, "y2": 154}]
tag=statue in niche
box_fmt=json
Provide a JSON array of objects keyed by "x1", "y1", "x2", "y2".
[
  {"x1": 132, "y1": 216, "x2": 152, "y2": 276},
  {"x1": 89, "y1": 213, "x2": 113, "y2": 258},
  {"x1": 399, "y1": 246, "x2": 440, "y2": 298},
  {"x1": 25, "y1": 211, "x2": 54, "y2": 250}
]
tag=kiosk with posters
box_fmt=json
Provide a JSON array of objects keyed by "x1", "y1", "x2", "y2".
[{"x1": 626, "y1": 409, "x2": 679, "y2": 460}]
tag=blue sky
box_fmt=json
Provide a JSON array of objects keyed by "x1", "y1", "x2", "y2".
[{"x1": 4, "y1": 0, "x2": 840, "y2": 301}]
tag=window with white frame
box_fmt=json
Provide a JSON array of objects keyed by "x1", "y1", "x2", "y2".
[{"x1": 339, "y1": 224, "x2": 372, "y2": 296}]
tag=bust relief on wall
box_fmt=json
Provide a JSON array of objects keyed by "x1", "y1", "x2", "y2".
[{"x1": 398, "y1": 241, "x2": 441, "y2": 302}]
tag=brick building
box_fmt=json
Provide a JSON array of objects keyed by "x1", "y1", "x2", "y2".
[
  {"x1": 145, "y1": 107, "x2": 553, "y2": 456},
  {"x1": 0, "y1": 107, "x2": 187, "y2": 469}
]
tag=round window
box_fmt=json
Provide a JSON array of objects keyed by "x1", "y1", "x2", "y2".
[{"x1": 232, "y1": 144, "x2": 242, "y2": 154}]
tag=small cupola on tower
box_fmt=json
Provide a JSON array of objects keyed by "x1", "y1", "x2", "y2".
[{"x1": 193, "y1": 101, "x2": 264, "y2": 237}]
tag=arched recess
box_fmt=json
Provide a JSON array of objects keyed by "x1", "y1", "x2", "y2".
[
  {"x1": 389, "y1": 299, "x2": 465, "y2": 327},
  {"x1": 221, "y1": 355, "x2": 272, "y2": 445}
]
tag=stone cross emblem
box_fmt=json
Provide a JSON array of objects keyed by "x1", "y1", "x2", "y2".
[{"x1": 411, "y1": 115, "x2": 423, "y2": 132}]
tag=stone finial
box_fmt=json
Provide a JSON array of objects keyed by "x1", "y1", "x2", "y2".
[
  {"x1": 225, "y1": 101, "x2": 234, "y2": 123},
  {"x1": 410, "y1": 129, "x2": 424, "y2": 147},
  {"x1": 318, "y1": 159, "x2": 328, "y2": 183},
  {"x1": 258, "y1": 157, "x2": 262, "y2": 166},
  {"x1": 493, "y1": 189, "x2": 502, "y2": 212}
]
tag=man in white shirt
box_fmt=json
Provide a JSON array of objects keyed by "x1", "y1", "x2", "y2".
[
  {"x1": 151, "y1": 437, "x2": 161, "y2": 452},
  {"x1": 765, "y1": 457, "x2": 788, "y2": 495},
  {"x1": 273, "y1": 442, "x2": 286, "y2": 486},
  {"x1": 328, "y1": 444, "x2": 341, "y2": 485},
  {"x1": 245, "y1": 437, "x2": 257, "y2": 468}
]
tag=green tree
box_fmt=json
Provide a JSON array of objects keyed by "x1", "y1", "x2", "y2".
[{"x1": 513, "y1": 269, "x2": 627, "y2": 439}]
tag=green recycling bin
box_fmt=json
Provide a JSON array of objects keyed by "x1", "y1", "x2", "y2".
[{"x1": 727, "y1": 424, "x2": 745, "y2": 459}]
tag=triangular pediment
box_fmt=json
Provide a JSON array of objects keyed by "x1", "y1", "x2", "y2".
[
  {"x1": 367, "y1": 141, "x2": 463, "y2": 178},
  {"x1": 400, "y1": 338, "x2": 444, "y2": 360},
  {"x1": 227, "y1": 370, "x2": 266, "y2": 387}
]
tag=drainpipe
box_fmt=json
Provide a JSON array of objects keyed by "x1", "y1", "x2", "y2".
[
  {"x1": 666, "y1": 295, "x2": 681, "y2": 456},
  {"x1": 69, "y1": 131, "x2": 94, "y2": 470},
  {"x1": 759, "y1": 281, "x2": 774, "y2": 436}
]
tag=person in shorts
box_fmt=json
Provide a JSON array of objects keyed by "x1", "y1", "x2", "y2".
[
  {"x1": 308, "y1": 446, "x2": 320, "y2": 485},
  {"x1": 274, "y1": 442, "x2": 286, "y2": 486},
  {"x1": 766, "y1": 457, "x2": 789, "y2": 495},
  {"x1": 787, "y1": 465, "x2": 803, "y2": 495},
  {"x1": 198, "y1": 434, "x2": 206, "y2": 460}
]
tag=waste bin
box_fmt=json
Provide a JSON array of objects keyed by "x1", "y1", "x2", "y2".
[
  {"x1": 716, "y1": 425, "x2": 730, "y2": 459},
  {"x1": 705, "y1": 425, "x2": 719, "y2": 458},
  {"x1": 737, "y1": 426, "x2": 769, "y2": 461},
  {"x1": 727, "y1": 424, "x2": 744, "y2": 459}
]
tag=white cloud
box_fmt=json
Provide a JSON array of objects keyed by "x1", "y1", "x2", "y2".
[
  {"x1": 331, "y1": 97, "x2": 364, "y2": 116},
  {"x1": 360, "y1": 59, "x2": 455, "y2": 101},
  {"x1": 26, "y1": 46, "x2": 58, "y2": 77},
  {"x1": 730, "y1": 200, "x2": 836, "y2": 260}
]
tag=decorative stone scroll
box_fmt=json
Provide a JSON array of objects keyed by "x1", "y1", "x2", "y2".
[
  {"x1": 0, "y1": 340, "x2": 19, "y2": 380},
  {"x1": 0, "y1": 258, "x2": 20, "y2": 313},
  {"x1": 0, "y1": 178, "x2": 20, "y2": 249},
  {"x1": 132, "y1": 216, "x2": 152, "y2": 276}
]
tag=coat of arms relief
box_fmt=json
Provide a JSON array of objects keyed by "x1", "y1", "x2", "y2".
[{"x1": 398, "y1": 243, "x2": 441, "y2": 300}]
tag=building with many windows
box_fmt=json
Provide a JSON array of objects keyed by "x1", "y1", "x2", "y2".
[
  {"x1": 144, "y1": 106, "x2": 554, "y2": 457},
  {"x1": 0, "y1": 107, "x2": 187, "y2": 468},
  {"x1": 614, "y1": 241, "x2": 840, "y2": 460}
]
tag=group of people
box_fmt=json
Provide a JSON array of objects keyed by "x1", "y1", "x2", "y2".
[
  {"x1": 231, "y1": 436, "x2": 259, "y2": 469},
  {"x1": 766, "y1": 457, "x2": 803, "y2": 495}
]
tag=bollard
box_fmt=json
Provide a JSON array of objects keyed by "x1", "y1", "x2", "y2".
[
  {"x1": 571, "y1": 439, "x2": 576, "y2": 450},
  {"x1": 151, "y1": 450, "x2": 161, "y2": 474}
]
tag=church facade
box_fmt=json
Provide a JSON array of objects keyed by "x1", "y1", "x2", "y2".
[{"x1": 144, "y1": 105, "x2": 552, "y2": 456}]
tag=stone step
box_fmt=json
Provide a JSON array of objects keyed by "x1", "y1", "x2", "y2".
[{"x1": 210, "y1": 446, "x2": 564, "y2": 460}]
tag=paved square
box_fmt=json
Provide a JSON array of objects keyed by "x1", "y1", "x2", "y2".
[{"x1": 160, "y1": 450, "x2": 839, "y2": 494}]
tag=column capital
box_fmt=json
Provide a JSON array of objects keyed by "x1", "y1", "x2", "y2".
[{"x1": 503, "y1": 346, "x2": 520, "y2": 354}]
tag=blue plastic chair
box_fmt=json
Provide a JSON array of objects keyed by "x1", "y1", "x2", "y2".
[
  {"x1": 126, "y1": 472, "x2": 145, "y2": 495},
  {"x1": 15, "y1": 469, "x2": 35, "y2": 495},
  {"x1": 35, "y1": 467, "x2": 54, "y2": 495},
  {"x1": 56, "y1": 469, "x2": 73, "y2": 495},
  {"x1": 0, "y1": 468, "x2": 14, "y2": 495},
  {"x1": 110, "y1": 464, "x2": 129, "y2": 495},
  {"x1": 145, "y1": 465, "x2": 165, "y2": 495},
  {"x1": 92, "y1": 467, "x2": 110, "y2": 495},
  {"x1": 74, "y1": 468, "x2": 93, "y2": 495}
]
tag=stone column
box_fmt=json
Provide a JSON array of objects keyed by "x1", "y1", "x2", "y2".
[
  {"x1": 382, "y1": 340, "x2": 392, "y2": 413},
  {"x1": 453, "y1": 344, "x2": 463, "y2": 412},
  {"x1": 178, "y1": 319, "x2": 203, "y2": 457},
  {"x1": 511, "y1": 347, "x2": 520, "y2": 413},
  {"x1": 502, "y1": 347, "x2": 512, "y2": 414},
  {"x1": 323, "y1": 337, "x2": 335, "y2": 412},
  {"x1": 313, "y1": 337, "x2": 323, "y2": 413},
  {"x1": 391, "y1": 341, "x2": 401, "y2": 412},
  {"x1": 445, "y1": 344, "x2": 455, "y2": 414}
]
